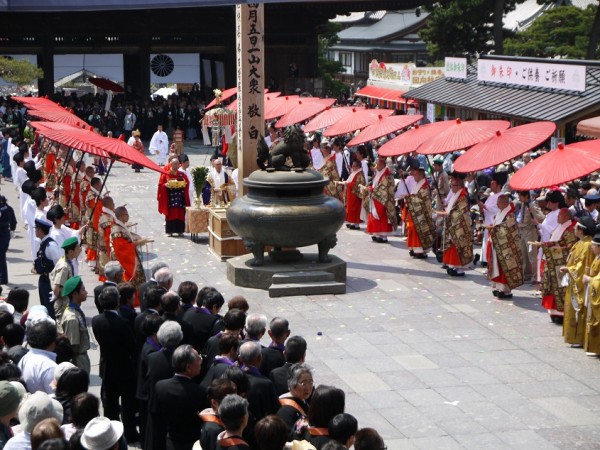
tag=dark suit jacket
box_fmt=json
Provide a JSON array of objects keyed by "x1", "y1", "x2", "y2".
[
  {"x1": 136, "y1": 340, "x2": 160, "y2": 401},
  {"x1": 93, "y1": 281, "x2": 118, "y2": 314},
  {"x1": 201, "y1": 334, "x2": 221, "y2": 379},
  {"x1": 91, "y1": 310, "x2": 136, "y2": 384},
  {"x1": 269, "y1": 361, "x2": 293, "y2": 396},
  {"x1": 133, "y1": 309, "x2": 160, "y2": 353},
  {"x1": 118, "y1": 305, "x2": 137, "y2": 333},
  {"x1": 138, "y1": 279, "x2": 158, "y2": 312},
  {"x1": 162, "y1": 312, "x2": 194, "y2": 346},
  {"x1": 146, "y1": 349, "x2": 175, "y2": 407},
  {"x1": 151, "y1": 375, "x2": 208, "y2": 449},
  {"x1": 183, "y1": 308, "x2": 220, "y2": 352},
  {"x1": 246, "y1": 370, "x2": 280, "y2": 422},
  {"x1": 260, "y1": 346, "x2": 285, "y2": 377}
]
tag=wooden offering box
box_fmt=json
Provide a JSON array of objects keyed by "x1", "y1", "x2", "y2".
[{"x1": 208, "y1": 208, "x2": 248, "y2": 260}]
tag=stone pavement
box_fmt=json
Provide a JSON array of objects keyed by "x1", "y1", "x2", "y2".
[{"x1": 4, "y1": 140, "x2": 600, "y2": 450}]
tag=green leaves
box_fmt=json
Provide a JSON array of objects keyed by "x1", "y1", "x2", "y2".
[{"x1": 0, "y1": 57, "x2": 44, "y2": 85}]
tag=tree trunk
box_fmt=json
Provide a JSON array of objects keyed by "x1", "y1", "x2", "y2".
[
  {"x1": 587, "y1": 2, "x2": 600, "y2": 59},
  {"x1": 494, "y1": 0, "x2": 505, "y2": 54}
]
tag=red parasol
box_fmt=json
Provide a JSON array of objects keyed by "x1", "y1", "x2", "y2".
[
  {"x1": 13, "y1": 96, "x2": 58, "y2": 108},
  {"x1": 88, "y1": 77, "x2": 124, "y2": 93},
  {"x1": 376, "y1": 121, "x2": 457, "y2": 157},
  {"x1": 323, "y1": 108, "x2": 394, "y2": 137},
  {"x1": 303, "y1": 106, "x2": 365, "y2": 133},
  {"x1": 86, "y1": 133, "x2": 165, "y2": 172},
  {"x1": 453, "y1": 121, "x2": 556, "y2": 173},
  {"x1": 264, "y1": 95, "x2": 303, "y2": 120},
  {"x1": 226, "y1": 92, "x2": 281, "y2": 112},
  {"x1": 32, "y1": 121, "x2": 164, "y2": 173},
  {"x1": 347, "y1": 114, "x2": 423, "y2": 146},
  {"x1": 27, "y1": 107, "x2": 89, "y2": 129},
  {"x1": 417, "y1": 119, "x2": 510, "y2": 155},
  {"x1": 31, "y1": 122, "x2": 109, "y2": 158},
  {"x1": 417, "y1": 119, "x2": 511, "y2": 155},
  {"x1": 275, "y1": 98, "x2": 336, "y2": 128},
  {"x1": 509, "y1": 140, "x2": 600, "y2": 190},
  {"x1": 206, "y1": 87, "x2": 238, "y2": 109}
]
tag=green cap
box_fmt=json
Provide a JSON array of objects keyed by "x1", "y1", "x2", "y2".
[
  {"x1": 61, "y1": 276, "x2": 82, "y2": 298},
  {"x1": 0, "y1": 381, "x2": 20, "y2": 416},
  {"x1": 61, "y1": 236, "x2": 79, "y2": 249},
  {"x1": 433, "y1": 156, "x2": 444, "y2": 165}
]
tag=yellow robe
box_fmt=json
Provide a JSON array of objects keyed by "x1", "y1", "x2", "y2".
[
  {"x1": 585, "y1": 256, "x2": 600, "y2": 353},
  {"x1": 564, "y1": 236, "x2": 594, "y2": 345}
]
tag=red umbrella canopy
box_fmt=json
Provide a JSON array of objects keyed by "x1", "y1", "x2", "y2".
[
  {"x1": 264, "y1": 95, "x2": 302, "y2": 120},
  {"x1": 13, "y1": 96, "x2": 58, "y2": 109},
  {"x1": 377, "y1": 121, "x2": 458, "y2": 157},
  {"x1": 275, "y1": 98, "x2": 336, "y2": 128},
  {"x1": 323, "y1": 109, "x2": 394, "y2": 137},
  {"x1": 31, "y1": 122, "x2": 110, "y2": 158},
  {"x1": 86, "y1": 133, "x2": 165, "y2": 173},
  {"x1": 453, "y1": 121, "x2": 556, "y2": 173},
  {"x1": 347, "y1": 114, "x2": 423, "y2": 146},
  {"x1": 27, "y1": 107, "x2": 89, "y2": 129},
  {"x1": 206, "y1": 87, "x2": 238, "y2": 109},
  {"x1": 88, "y1": 77, "x2": 124, "y2": 93},
  {"x1": 509, "y1": 140, "x2": 600, "y2": 190},
  {"x1": 417, "y1": 119, "x2": 511, "y2": 155},
  {"x1": 33, "y1": 121, "x2": 164, "y2": 172},
  {"x1": 303, "y1": 106, "x2": 365, "y2": 133}
]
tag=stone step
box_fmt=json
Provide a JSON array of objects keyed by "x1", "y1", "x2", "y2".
[
  {"x1": 268, "y1": 281, "x2": 346, "y2": 298},
  {"x1": 271, "y1": 270, "x2": 335, "y2": 285}
]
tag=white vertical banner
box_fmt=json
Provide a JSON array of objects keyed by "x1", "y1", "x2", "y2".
[
  {"x1": 236, "y1": 3, "x2": 264, "y2": 196},
  {"x1": 426, "y1": 103, "x2": 435, "y2": 123}
]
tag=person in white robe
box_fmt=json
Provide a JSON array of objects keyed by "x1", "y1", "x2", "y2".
[{"x1": 149, "y1": 124, "x2": 169, "y2": 167}]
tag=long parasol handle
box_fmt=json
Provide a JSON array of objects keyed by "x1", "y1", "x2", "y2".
[
  {"x1": 66, "y1": 153, "x2": 86, "y2": 209},
  {"x1": 88, "y1": 159, "x2": 114, "y2": 220},
  {"x1": 426, "y1": 155, "x2": 444, "y2": 209},
  {"x1": 56, "y1": 148, "x2": 74, "y2": 190}
]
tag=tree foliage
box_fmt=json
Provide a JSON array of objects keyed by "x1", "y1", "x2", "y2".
[
  {"x1": 0, "y1": 57, "x2": 43, "y2": 85},
  {"x1": 504, "y1": 5, "x2": 597, "y2": 58},
  {"x1": 316, "y1": 21, "x2": 347, "y2": 96},
  {"x1": 419, "y1": 0, "x2": 525, "y2": 60}
]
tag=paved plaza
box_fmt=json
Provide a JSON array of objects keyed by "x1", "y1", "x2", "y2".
[{"x1": 5, "y1": 141, "x2": 600, "y2": 450}]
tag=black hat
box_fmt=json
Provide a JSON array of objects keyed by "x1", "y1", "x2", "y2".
[
  {"x1": 492, "y1": 171, "x2": 508, "y2": 186},
  {"x1": 544, "y1": 190, "x2": 564, "y2": 204},
  {"x1": 577, "y1": 216, "x2": 597, "y2": 236},
  {"x1": 593, "y1": 233, "x2": 600, "y2": 245}
]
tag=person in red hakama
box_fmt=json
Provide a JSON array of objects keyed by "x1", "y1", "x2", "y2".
[
  {"x1": 365, "y1": 156, "x2": 397, "y2": 243},
  {"x1": 110, "y1": 206, "x2": 147, "y2": 307},
  {"x1": 486, "y1": 194, "x2": 524, "y2": 299},
  {"x1": 84, "y1": 177, "x2": 104, "y2": 266},
  {"x1": 157, "y1": 155, "x2": 190, "y2": 236},
  {"x1": 403, "y1": 164, "x2": 434, "y2": 258},
  {"x1": 339, "y1": 159, "x2": 366, "y2": 230},
  {"x1": 436, "y1": 175, "x2": 473, "y2": 277}
]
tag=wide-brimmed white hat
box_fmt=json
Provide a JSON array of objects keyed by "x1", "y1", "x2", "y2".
[
  {"x1": 81, "y1": 417, "x2": 124, "y2": 450},
  {"x1": 18, "y1": 391, "x2": 63, "y2": 433}
]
